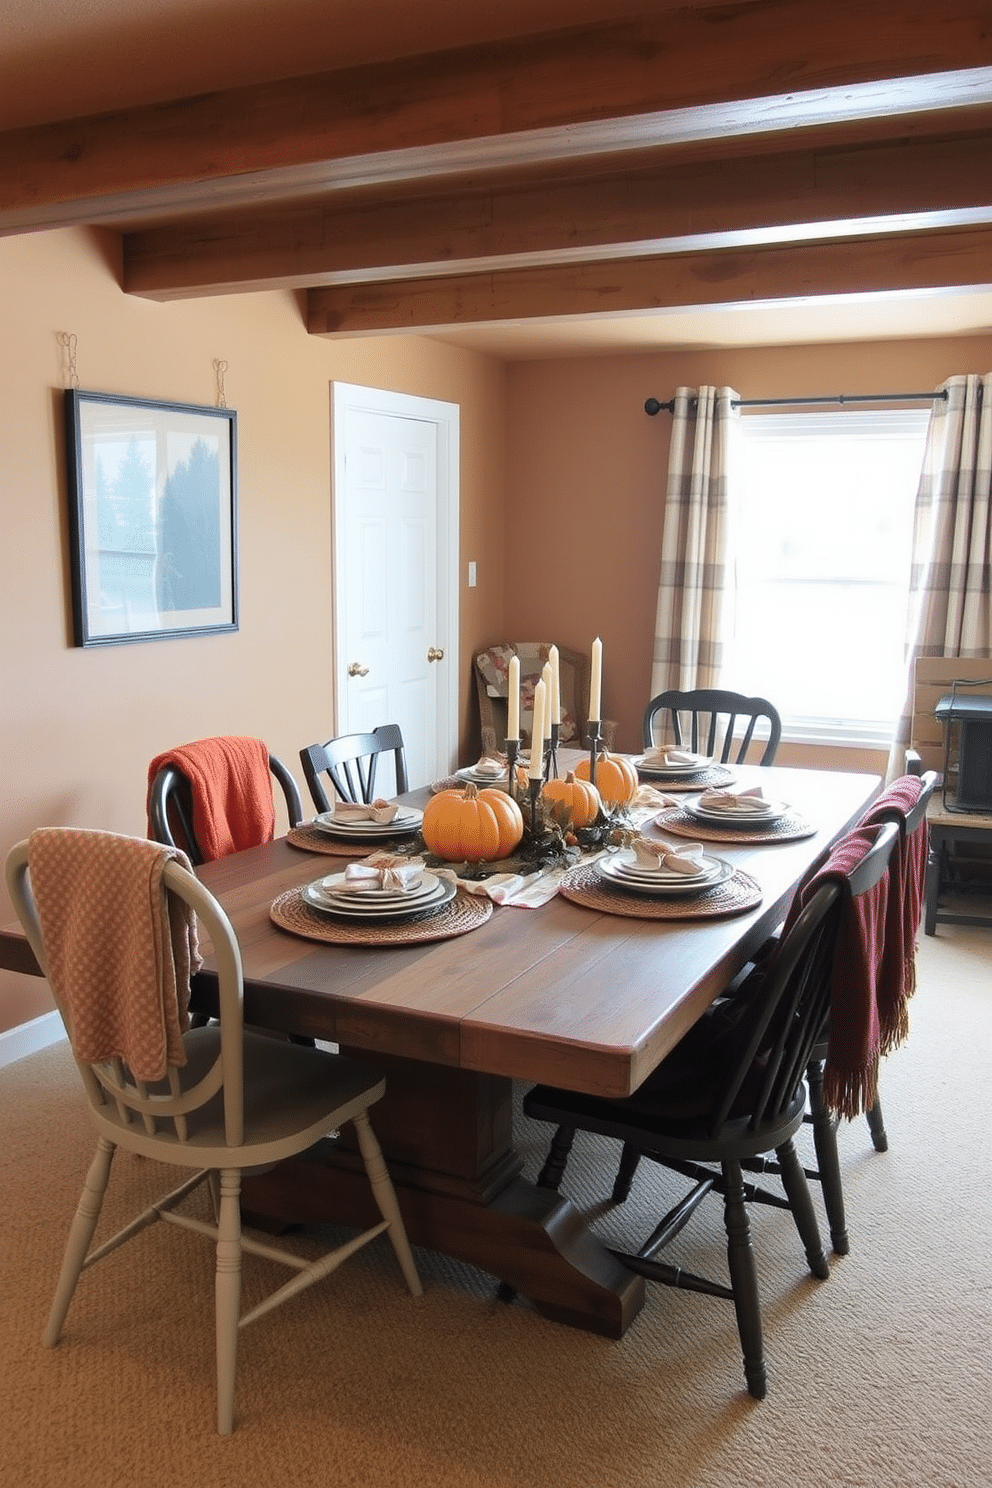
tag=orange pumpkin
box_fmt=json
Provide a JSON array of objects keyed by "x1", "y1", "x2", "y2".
[
  {"x1": 421, "y1": 782, "x2": 524, "y2": 862},
  {"x1": 541, "y1": 770, "x2": 601, "y2": 829},
  {"x1": 574, "y1": 750, "x2": 639, "y2": 808}
]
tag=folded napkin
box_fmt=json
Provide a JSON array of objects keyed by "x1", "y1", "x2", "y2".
[
  {"x1": 339, "y1": 857, "x2": 423, "y2": 893},
  {"x1": 697, "y1": 785, "x2": 769, "y2": 813},
  {"x1": 332, "y1": 798, "x2": 398, "y2": 824},
  {"x1": 433, "y1": 859, "x2": 586, "y2": 908},
  {"x1": 470, "y1": 755, "x2": 506, "y2": 778},
  {"x1": 631, "y1": 833, "x2": 706, "y2": 874},
  {"x1": 632, "y1": 785, "x2": 682, "y2": 811},
  {"x1": 641, "y1": 747, "x2": 702, "y2": 767}
]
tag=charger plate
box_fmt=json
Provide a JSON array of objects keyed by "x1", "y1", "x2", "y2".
[
  {"x1": 287, "y1": 824, "x2": 420, "y2": 857},
  {"x1": 559, "y1": 861, "x2": 762, "y2": 919},
  {"x1": 635, "y1": 763, "x2": 736, "y2": 791},
  {"x1": 647, "y1": 806, "x2": 815, "y2": 844},
  {"x1": 270, "y1": 884, "x2": 492, "y2": 945}
]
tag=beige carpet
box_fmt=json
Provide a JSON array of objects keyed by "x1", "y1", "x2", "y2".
[{"x1": 1, "y1": 924, "x2": 989, "y2": 1488}]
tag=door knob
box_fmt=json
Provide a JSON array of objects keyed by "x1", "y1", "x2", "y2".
[
  {"x1": 427, "y1": 647, "x2": 445, "y2": 662},
  {"x1": 347, "y1": 661, "x2": 370, "y2": 677}
]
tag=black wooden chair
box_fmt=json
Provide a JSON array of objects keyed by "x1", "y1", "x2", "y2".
[
  {"x1": 523, "y1": 819, "x2": 900, "y2": 1399},
  {"x1": 643, "y1": 688, "x2": 782, "y2": 765},
  {"x1": 148, "y1": 743, "x2": 306, "y2": 1035},
  {"x1": 148, "y1": 751, "x2": 303, "y2": 867},
  {"x1": 300, "y1": 724, "x2": 409, "y2": 813}
]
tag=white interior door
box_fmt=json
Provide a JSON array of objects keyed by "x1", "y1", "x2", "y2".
[{"x1": 332, "y1": 383, "x2": 459, "y2": 791}]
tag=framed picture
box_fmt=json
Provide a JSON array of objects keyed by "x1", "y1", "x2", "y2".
[{"x1": 64, "y1": 389, "x2": 238, "y2": 646}]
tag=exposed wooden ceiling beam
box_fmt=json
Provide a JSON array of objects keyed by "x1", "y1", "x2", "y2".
[
  {"x1": 122, "y1": 125, "x2": 992, "y2": 300},
  {"x1": 2, "y1": 0, "x2": 992, "y2": 234},
  {"x1": 305, "y1": 226, "x2": 992, "y2": 335}
]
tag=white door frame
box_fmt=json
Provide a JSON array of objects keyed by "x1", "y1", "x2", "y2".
[{"x1": 331, "y1": 381, "x2": 460, "y2": 779}]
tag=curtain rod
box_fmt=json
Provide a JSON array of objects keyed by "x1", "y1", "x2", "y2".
[{"x1": 644, "y1": 390, "x2": 948, "y2": 415}]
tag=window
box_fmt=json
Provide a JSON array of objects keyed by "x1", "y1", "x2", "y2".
[{"x1": 724, "y1": 408, "x2": 930, "y2": 746}]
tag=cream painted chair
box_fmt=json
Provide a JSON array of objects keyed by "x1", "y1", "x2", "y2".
[{"x1": 6, "y1": 829, "x2": 422, "y2": 1436}]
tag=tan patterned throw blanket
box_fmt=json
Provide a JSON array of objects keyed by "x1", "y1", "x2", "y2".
[{"x1": 28, "y1": 828, "x2": 201, "y2": 1082}]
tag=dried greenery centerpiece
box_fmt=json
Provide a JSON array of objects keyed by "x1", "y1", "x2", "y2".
[{"x1": 411, "y1": 770, "x2": 633, "y2": 881}]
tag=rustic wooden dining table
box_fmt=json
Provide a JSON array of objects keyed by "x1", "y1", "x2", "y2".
[{"x1": 1, "y1": 760, "x2": 880, "y2": 1338}]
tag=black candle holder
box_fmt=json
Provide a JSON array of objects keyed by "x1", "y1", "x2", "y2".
[
  {"x1": 504, "y1": 736, "x2": 520, "y2": 800},
  {"x1": 586, "y1": 720, "x2": 602, "y2": 789},
  {"x1": 527, "y1": 775, "x2": 543, "y2": 836},
  {"x1": 544, "y1": 722, "x2": 560, "y2": 783}
]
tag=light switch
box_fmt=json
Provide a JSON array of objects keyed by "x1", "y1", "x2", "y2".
[{"x1": 468, "y1": 561, "x2": 477, "y2": 588}]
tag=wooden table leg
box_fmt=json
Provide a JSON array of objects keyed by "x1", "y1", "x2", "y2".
[{"x1": 241, "y1": 1050, "x2": 644, "y2": 1338}]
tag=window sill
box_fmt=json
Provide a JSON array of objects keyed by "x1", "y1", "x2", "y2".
[{"x1": 780, "y1": 723, "x2": 896, "y2": 751}]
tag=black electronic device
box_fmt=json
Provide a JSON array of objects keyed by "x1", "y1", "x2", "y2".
[{"x1": 935, "y1": 688, "x2": 992, "y2": 813}]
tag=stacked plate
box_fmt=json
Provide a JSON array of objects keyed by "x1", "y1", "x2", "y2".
[
  {"x1": 311, "y1": 805, "x2": 423, "y2": 840},
  {"x1": 635, "y1": 752, "x2": 712, "y2": 779},
  {"x1": 683, "y1": 794, "x2": 786, "y2": 827},
  {"x1": 454, "y1": 754, "x2": 529, "y2": 786},
  {"x1": 455, "y1": 764, "x2": 510, "y2": 786},
  {"x1": 303, "y1": 869, "x2": 456, "y2": 922},
  {"x1": 596, "y1": 849, "x2": 733, "y2": 897}
]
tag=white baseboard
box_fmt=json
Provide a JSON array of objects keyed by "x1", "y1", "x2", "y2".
[{"x1": 0, "y1": 1011, "x2": 66, "y2": 1070}]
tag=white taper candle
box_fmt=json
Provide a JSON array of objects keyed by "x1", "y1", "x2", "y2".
[
  {"x1": 529, "y1": 678, "x2": 546, "y2": 779},
  {"x1": 507, "y1": 654, "x2": 520, "y2": 739},
  {"x1": 589, "y1": 637, "x2": 602, "y2": 722},
  {"x1": 548, "y1": 645, "x2": 561, "y2": 725}
]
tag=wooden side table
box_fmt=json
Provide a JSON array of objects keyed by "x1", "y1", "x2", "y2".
[{"x1": 924, "y1": 797, "x2": 992, "y2": 933}]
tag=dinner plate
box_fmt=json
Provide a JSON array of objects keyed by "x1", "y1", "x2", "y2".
[
  {"x1": 596, "y1": 852, "x2": 733, "y2": 896},
  {"x1": 604, "y1": 850, "x2": 722, "y2": 885},
  {"x1": 634, "y1": 753, "x2": 712, "y2": 777},
  {"x1": 302, "y1": 875, "x2": 455, "y2": 920},
  {"x1": 683, "y1": 795, "x2": 786, "y2": 826},
  {"x1": 311, "y1": 806, "x2": 423, "y2": 837}
]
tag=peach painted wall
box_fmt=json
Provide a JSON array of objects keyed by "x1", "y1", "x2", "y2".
[
  {"x1": 0, "y1": 227, "x2": 507, "y2": 1033},
  {"x1": 505, "y1": 333, "x2": 992, "y2": 754}
]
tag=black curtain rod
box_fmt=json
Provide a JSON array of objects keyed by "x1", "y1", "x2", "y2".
[{"x1": 644, "y1": 390, "x2": 948, "y2": 415}]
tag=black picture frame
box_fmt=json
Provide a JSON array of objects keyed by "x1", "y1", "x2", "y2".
[{"x1": 64, "y1": 389, "x2": 238, "y2": 647}]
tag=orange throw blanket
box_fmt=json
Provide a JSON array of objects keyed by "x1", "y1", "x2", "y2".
[
  {"x1": 28, "y1": 828, "x2": 200, "y2": 1083},
  {"x1": 860, "y1": 774, "x2": 929, "y2": 1051},
  {"x1": 785, "y1": 825, "x2": 892, "y2": 1120},
  {"x1": 147, "y1": 736, "x2": 275, "y2": 861}
]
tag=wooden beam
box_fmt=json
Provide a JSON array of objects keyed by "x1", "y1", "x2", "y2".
[
  {"x1": 3, "y1": 0, "x2": 992, "y2": 232},
  {"x1": 305, "y1": 226, "x2": 992, "y2": 334},
  {"x1": 123, "y1": 125, "x2": 992, "y2": 299}
]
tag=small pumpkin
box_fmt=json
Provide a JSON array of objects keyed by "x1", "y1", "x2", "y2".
[
  {"x1": 541, "y1": 770, "x2": 601, "y2": 830},
  {"x1": 422, "y1": 781, "x2": 524, "y2": 862},
  {"x1": 574, "y1": 750, "x2": 639, "y2": 808}
]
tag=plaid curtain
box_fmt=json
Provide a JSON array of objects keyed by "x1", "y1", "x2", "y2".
[
  {"x1": 650, "y1": 386, "x2": 739, "y2": 698},
  {"x1": 889, "y1": 372, "x2": 992, "y2": 771}
]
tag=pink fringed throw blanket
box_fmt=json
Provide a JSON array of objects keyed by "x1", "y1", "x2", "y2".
[
  {"x1": 860, "y1": 774, "x2": 929, "y2": 1052},
  {"x1": 784, "y1": 825, "x2": 892, "y2": 1120},
  {"x1": 29, "y1": 828, "x2": 200, "y2": 1082},
  {"x1": 146, "y1": 736, "x2": 275, "y2": 861}
]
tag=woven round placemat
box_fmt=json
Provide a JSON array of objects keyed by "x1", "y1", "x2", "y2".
[
  {"x1": 635, "y1": 764, "x2": 736, "y2": 792},
  {"x1": 558, "y1": 861, "x2": 762, "y2": 919},
  {"x1": 286, "y1": 823, "x2": 422, "y2": 857},
  {"x1": 270, "y1": 884, "x2": 493, "y2": 945},
  {"x1": 648, "y1": 807, "x2": 815, "y2": 844}
]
